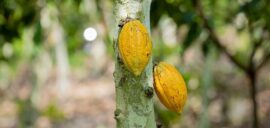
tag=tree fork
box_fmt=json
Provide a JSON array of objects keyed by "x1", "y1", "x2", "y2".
[{"x1": 193, "y1": 0, "x2": 261, "y2": 127}]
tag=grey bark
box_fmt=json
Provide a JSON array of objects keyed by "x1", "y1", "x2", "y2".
[
  {"x1": 113, "y1": 0, "x2": 156, "y2": 128},
  {"x1": 43, "y1": 5, "x2": 70, "y2": 99},
  {"x1": 54, "y1": 23, "x2": 70, "y2": 98}
]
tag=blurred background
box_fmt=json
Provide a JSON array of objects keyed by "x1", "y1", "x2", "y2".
[{"x1": 0, "y1": 0, "x2": 270, "y2": 128}]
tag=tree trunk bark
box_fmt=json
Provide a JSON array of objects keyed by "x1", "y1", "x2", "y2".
[
  {"x1": 249, "y1": 71, "x2": 258, "y2": 128},
  {"x1": 113, "y1": 0, "x2": 156, "y2": 128},
  {"x1": 54, "y1": 23, "x2": 70, "y2": 99}
]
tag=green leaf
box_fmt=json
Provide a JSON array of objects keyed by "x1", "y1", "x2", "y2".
[
  {"x1": 182, "y1": 22, "x2": 201, "y2": 51},
  {"x1": 202, "y1": 37, "x2": 215, "y2": 57},
  {"x1": 33, "y1": 22, "x2": 42, "y2": 45}
]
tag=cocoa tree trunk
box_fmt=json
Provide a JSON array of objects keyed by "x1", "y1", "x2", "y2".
[{"x1": 113, "y1": 0, "x2": 156, "y2": 127}]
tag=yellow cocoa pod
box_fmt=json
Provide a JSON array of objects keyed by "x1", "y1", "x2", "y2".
[
  {"x1": 154, "y1": 62, "x2": 187, "y2": 113},
  {"x1": 118, "y1": 20, "x2": 152, "y2": 76}
]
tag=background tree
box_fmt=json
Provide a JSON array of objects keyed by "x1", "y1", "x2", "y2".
[{"x1": 151, "y1": 0, "x2": 270, "y2": 127}]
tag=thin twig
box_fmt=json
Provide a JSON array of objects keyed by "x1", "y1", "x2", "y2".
[
  {"x1": 252, "y1": 27, "x2": 269, "y2": 72},
  {"x1": 249, "y1": 31, "x2": 264, "y2": 70},
  {"x1": 250, "y1": 39, "x2": 263, "y2": 60},
  {"x1": 192, "y1": 0, "x2": 248, "y2": 72},
  {"x1": 256, "y1": 52, "x2": 270, "y2": 71},
  {"x1": 248, "y1": 23, "x2": 267, "y2": 68}
]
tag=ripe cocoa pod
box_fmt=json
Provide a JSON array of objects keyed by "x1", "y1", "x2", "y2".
[
  {"x1": 154, "y1": 62, "x2": 187, "y2": 113},
  {"x1": 118, "y1": 20, "x2": 152, "y2": 76}
]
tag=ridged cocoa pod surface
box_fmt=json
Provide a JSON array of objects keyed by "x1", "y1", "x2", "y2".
[
  {"x1": 118, "y1": 20, "x2": 152, "y2": 76},
  {"x1": 154, "y1": 62, "x2": 187, "y2": 113}
]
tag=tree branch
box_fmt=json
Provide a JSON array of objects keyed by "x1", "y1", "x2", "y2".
[
  {"x1": 249, "y1": 25, "x2": 267, "y2": 70},
  {"x1": 256, "y1": 52, "x2": 270, "y2": 71},
  {"x1": 248, "y1": 33, "x2": 264, "y2": 71},
  {"x1": 192, "y1": 0, "x2": 248, "y2": 72}
]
